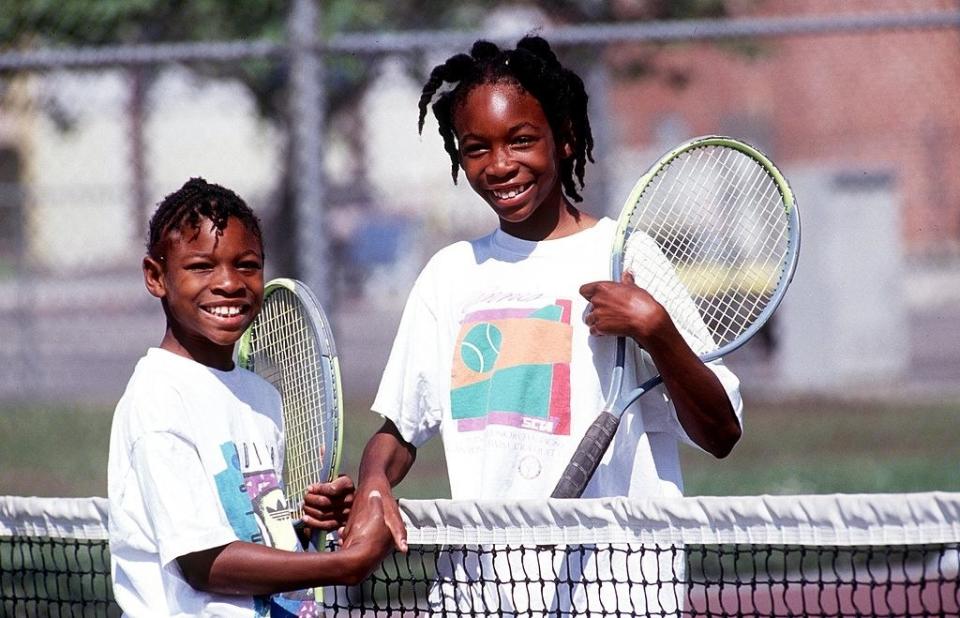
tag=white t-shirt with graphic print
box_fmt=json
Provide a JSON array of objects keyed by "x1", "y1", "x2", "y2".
[
  {"x1": 373, "y1": 217, "x2": 743, "y2": 501},
  {"x1": 108, "y1": 347, "x2": 318, "y2": 618}
]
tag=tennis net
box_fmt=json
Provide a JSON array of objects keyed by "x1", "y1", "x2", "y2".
[
  {"x1": 2, "y1": 493, "x2": 959, "y2": 617},
  {"x1": 1, "y1": 496, "x2": 115, "y2": 618}
]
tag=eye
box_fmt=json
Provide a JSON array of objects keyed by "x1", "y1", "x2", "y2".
[
  {"x1": 238, "y1": 259, "x2": 263, "y2": 272},
  {"x1": 185, "y1": 261, "x2": 213, "y2": 272},
  {"x1": 513, "y1": 134, "x2": 537, "y2": 147},
  {"x1": 459, "y1": 141, "x2": 488, "y2": 158}
]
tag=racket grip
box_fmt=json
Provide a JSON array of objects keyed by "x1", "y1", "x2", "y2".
[{"x1": 550, "y1": 411, "x2": 621, "y2": 499}]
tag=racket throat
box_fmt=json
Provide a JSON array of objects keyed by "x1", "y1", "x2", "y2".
[
  {"x1": 603, "y1": 368, "x2": 624, "y2": 414},
  {"x1": 602, "y1": 337, "x2": 628, "y2": 418}
]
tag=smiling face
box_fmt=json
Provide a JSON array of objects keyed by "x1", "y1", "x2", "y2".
[
  {"x1": 453, "y1": 81, "x2": 575, "y2": 240},
  {"x1": 143, "y1": 216, "x2": 264, "y2": 369}
]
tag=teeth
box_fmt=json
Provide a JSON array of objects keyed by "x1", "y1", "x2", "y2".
[
  {"x1": 207, "y1": 306, "x2": 242, "y2": 318},
  {"x1": 493, "y1": 185, "x2": 528, "y2": 200}
]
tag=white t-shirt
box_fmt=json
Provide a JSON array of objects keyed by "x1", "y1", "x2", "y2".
[
  {"x1": 108, "y1": 348, "x2": 318, "y2": 618},
  {"x1": 373, "y1": 217, "x2": 742, "y2": 500}
]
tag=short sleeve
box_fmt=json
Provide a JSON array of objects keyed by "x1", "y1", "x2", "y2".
[
  {"x1": 371, "y1": 284, "x2": 445, "y2": 448},
  {"x1": 681, "y1": 358, "x2": 743, "y2": 446},
  {"x1": 130, "y1": 431, "x2": 238, "y2": 567},
  {"x1": 634, "y1": 348, "x2": 743, "y2": 450}
]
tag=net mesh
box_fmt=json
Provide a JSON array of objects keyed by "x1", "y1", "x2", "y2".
[
  {"x1": 0, "y1": 497, "x2": 117, "y2": 618},
  {"x1": 239, "y1": 283, "x2": 341, "y2": 520},
  {"x1": 3, "y1": 493, "x2": 959, "y2": 617},
  {"x1": 623, "y1": 143, "x2": 796, "y2": 356}
]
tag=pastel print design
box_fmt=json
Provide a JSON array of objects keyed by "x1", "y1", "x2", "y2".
[
  {"x1": 213, "y1": 442, "x2": 265, "y2": 546},
  {"x1": 214, "y1": 442, "x2": 320, "y2": 617},
  {"x1": 451, "y1": 299, "x2": 572, "y2": 435}
]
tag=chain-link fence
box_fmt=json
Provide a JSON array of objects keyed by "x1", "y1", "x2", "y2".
[{"x1": 1, "y1": 0, "x2": 959, "y2": 405}]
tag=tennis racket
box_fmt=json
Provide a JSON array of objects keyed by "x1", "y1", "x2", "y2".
[
  {"x1": 551, "y1": 135, "x2": 801, "y2": 499},
  {"x1": 236, "y1": 278, "x2": 344, "y2": 545}
]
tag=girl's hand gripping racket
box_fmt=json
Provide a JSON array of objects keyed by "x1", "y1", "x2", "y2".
[
  {"x1": 551, "y1": 136, "x2": 801, "y2": 499},
  {"x1": 236, "y1": 278, "x2": 344, "y2": 547}
]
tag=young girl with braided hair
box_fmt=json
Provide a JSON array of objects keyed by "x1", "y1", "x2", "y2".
[
  {"x1": 344, "y1": 36, "x2": 743, "y2": 613},
  {"x1": 108, "y1": 178, "x2": 391, "y2": 617}
]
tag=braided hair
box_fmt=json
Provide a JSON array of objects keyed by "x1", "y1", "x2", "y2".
[
  {"x1": 418, "y1": 36, "x2": 594, "y2": 203},
  {"x1": 147, "y1": 177, "x2": 263, "y2": 260}
]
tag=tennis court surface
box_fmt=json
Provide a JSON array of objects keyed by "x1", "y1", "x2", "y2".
[{"x1": 3, "y1": 492, "x2": 958, "y2": 617}]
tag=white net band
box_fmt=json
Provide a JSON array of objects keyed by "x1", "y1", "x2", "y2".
[{"x1": 400, "y1": 492, "x2": 960, "y2": 547}]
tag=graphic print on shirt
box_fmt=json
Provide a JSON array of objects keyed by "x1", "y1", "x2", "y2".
[
  {"x1": 213, "y1": 441, "x2": 320, "y2": 618},
  {"x1": 451, "y1": 298, "x2": 572, "y2": 435}
]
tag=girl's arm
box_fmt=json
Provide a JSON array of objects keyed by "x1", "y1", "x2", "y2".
[
  {"x1": 581, "y1": 273, "x2": 741, "y2": 457},
  {"x1": 342, "y1": 419, "x2": 417, "y2": 552},
  {"x1": 176, "y1": 492, "x2": 393, "y2": 595}
]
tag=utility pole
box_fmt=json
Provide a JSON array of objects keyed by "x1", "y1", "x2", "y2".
[{"x1": 288, "y1": 0, "x2": 328, "y2": 302}]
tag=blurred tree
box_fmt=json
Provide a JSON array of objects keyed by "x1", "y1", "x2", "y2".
[
  {"x1": 0, "y1": 0, "x2": 735, "y2": 278},
  {"x1": 0, "y1": 0, "x2": 735, "y2": 138}
]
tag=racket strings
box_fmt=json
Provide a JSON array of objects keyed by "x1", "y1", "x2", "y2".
[
  {"x1": 697, "y1": 161, "x2": 784, "y2": 345},
  {"x1": 624, "y1": 145, "x2": 791, "y2": 352},
  {"x1": 247, "y1": 289, "x2": 333, "y2": 519}
]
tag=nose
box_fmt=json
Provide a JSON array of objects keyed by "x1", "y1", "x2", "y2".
[
  {"x1": 212, "y1": 265, "x2": 244, "y2": 296},
  {"x1": 484, "y1": 146, "x2": 517, "y2": 180}
]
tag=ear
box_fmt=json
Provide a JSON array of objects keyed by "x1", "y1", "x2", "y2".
[{"x1": 143, "y1": 255, "x2": 167, "y2": 299}]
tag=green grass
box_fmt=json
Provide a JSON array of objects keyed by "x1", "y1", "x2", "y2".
[
  {"x1": 2, "y1": 398, "x2": 959, "y2": 499},
  {"x1": 0, "y1": 404, "x2": 114, "y2": 497},
  {"x1": 340, "y1": 406, "x2": 451, "y2": 499},
  {"x1": 681, "y1": 397, "x2": 960, "y2": 495}
]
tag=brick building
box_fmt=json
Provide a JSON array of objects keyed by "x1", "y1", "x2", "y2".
[{"x1": 609, "y1": 0, "x2": 960, "y2": 256}]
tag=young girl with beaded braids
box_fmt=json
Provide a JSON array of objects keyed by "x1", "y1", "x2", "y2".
[{"x1": 344, "y1": 37, "x2": 742, "y2": 610}]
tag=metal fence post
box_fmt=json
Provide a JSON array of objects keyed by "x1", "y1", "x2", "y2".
[{"x1": 288, "y1": 0, "x2": 328, "y2": 303}]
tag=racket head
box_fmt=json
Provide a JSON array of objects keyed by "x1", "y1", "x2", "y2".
[
  {"x1": 236, "y1": 278, "x2": 343, "y2": 521},
  {"x1": 614, "y1": 135, "x2": 800, "y2": 361}
]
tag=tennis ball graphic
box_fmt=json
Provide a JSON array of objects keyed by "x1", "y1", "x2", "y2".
[{"x1": 461, "y1": 323, "x2": 502, "y2": 373}]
